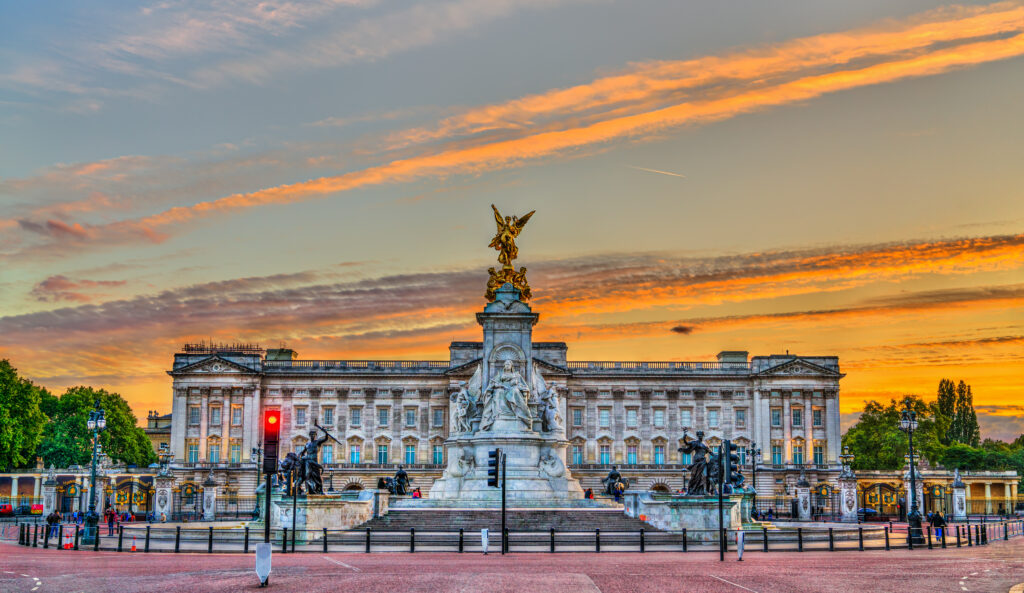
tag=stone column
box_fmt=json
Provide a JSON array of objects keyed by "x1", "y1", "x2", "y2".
[
  {"x1": 202, "y1": 473, "x2": 217, "y2": 521},
  {"x1": 782, "y1": 396, "x2": 792, "y2": 463},
  {"x1": 795, "y1": 469, "x2": 811, "y2": 520},
  {"x1": 10, "y1": 476, "x2": 17, "y2": 499},
  {"x1": 951, "y1": 470, "x2": 967, "y2": 521},
  {"x1": 153, "y1": 474, "x2": 174, "y2": 520},
  {"x1": 34, "y1": 477, "x2": 41, "y2": 498},
  {"x1": 803, "y1": 398, "x2": 813, "y2": 457},
  {"x1": 838, "y1": 476, "x2": 858, "y2": 522},
  {"x1": 904, "y1": 471, "x2": 924, "y2": 516},
  {"x1": 984, "y1": 482, "x2": 992, "y2": 515},
  {"x1": 41, "y1": 470, "x2": 57, "y2": 517},
  {"x1": 825, "y1": 396, "x2": 840, "y2": 463}
]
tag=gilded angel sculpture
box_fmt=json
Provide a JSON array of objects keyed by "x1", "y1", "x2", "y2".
[{"x1": 489, "y1": 204, "x2": 535, "y2": 266}]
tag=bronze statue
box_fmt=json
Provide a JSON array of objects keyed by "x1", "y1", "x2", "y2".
[
  {"x1": 486, "y1": 205, "x2": 534, "y2": 301},
  {"x1": 489, "y1": 204, "x2": 534, "y2": 266},
  {"x1": 679, "y1": 430, "x2": 719, "y2": 496},
  {"x1": 279, "y1": 423, "x2": 339, "y2": 495},
  {"x1": 394, "y1": 466, "x2": 410, "y2": 495}
]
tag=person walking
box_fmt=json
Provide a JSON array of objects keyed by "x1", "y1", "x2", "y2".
[
  {"x1": 931, "y1": 511, "x2": 947, "y2": 539},
  {"x1": 105, "y1": 506, "x2": 117, "y2": 536}
]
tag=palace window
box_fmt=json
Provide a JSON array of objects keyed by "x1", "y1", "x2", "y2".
[
  {"x1": 350, "y1": 407, "x2": 362, "y2": 427},
  {"x1": 231, "y1": 405, "x2": 243, "y2": 426},
  {"x1": 813, "y1": 445, "x2": 824, "y2": 465},
  {"x1": 350, "y1": 444, "x2": 361, "y2": 464},
  {"x1": 681, "y1": 452, "x2": 692, "y2": 465},
  {"x1": 378, "y1": 408, "x2": 389, "y2": 426},
  {"x1": 708, "y1": 391, "x2": 718, "y2": 398},
  {"x1": 188, "y1": 406, "x2": 200, "y2": 425},
  {"x1": 771, "y1": 390, "x2": 780, "y2": 398},
  {"x1": 572, "y1": 408, "x2": 583, "y2": 427},
  {"x1": 626, "y1": 390, "x2": 638, "y2": 398},
  {"x1": 599, "y1": 390, "x2": 611, "y2": 397},
  {"x1": 322, "y1": 407, "x2": 335, "y2": 425},
  {"x1": 405, "y1": 445, "x2": 416, "y2": 465},
  {"x1": 653, "y1": 390, "x2": 664, "y2": 397},
  {"x1": 707, "y1": 409, "x2": 719, "y2": 428},
  {"x1": 626, "y1": 409, "x2": 638, "y2": 428},
  {"x1": 599, "y1": 445, "x2": 611, "y2": 464},
  {"x1": 295, "y1": 407, "x2": 307, "y2": 426},
  {"x1": 627, "y1": 445, "x2": 638, "y2": 465},
  {"x1": 377, "y1": 444, "x2": 389, "y2": 464},
  {"x1": 571, "y1": 390, "x2": 583, "y2": 398},
  {"x1": 187, "y1": 442, "x2": 199, "y2": 463},
  {"x1": 680, "y1": 409, "x2": 692, "y2": 427},
  {"x1": 351, "y1": 389, "x2": 362, "y2": 396},
  {"x1": 209, "y1": 406, "x2": 221, "y2": 426},
  {"x1": 813, "y1": 409, "x2": 823, "y2": 427},
  {"x1": 653, "y1": 409, "x2": 665, "y2": 428},
  {"x1": 433, "y1": 408, "x2": 444, "y2": 427},
  {"x1": 322, "y1": 445, "x2": 334, "y2": 464},
  {"x1": 405, "y1": 408, "x2": 416, "y2": 427},
  {"x1": 433, "y1": 445, "x2": 444, "y2": 465},
  {"x1": 792, "y1": 408, "x2": 802, "y2": 428},
  {"x1": 771, "y1": 445, "x2": 783, "y2": 465},
  {"x1": 208, "y1": 442, "x2": 220, "y2": 463},
  {"x1": 599, "y1": 409, "x2": 611, "y2": 428},
  {"x1": 572, "y1": 445, "x2": 583, "y2": 465},
  {"x1": 654, "y1": 445, "x2": 665, "y2": 465},
  {"x1": 735, "y1": 408, "x2": 746, "y2": 426},
  {"x1": 793, "y1": 444, "x2": 804, "y2": 465},
  {"x1": 770, "y1": 408, "x2": 781, "y2": 427},
  {"x1": 738, "y1": 446, "x2": 747, "y2": 466},
  {"x1": 230, "y1": 443, "x2": 241, "y2": 464}
]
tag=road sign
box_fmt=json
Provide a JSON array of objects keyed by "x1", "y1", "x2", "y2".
[{"x1": 255, "y1": 542, "x2": 272, "y2": 587}]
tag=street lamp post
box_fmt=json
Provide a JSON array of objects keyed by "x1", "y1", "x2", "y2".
[
  {"x1": 82, "y1": 400, "x2": 107, "y2": 545},
  {"x1": 251, "y1": 444, "x2": 263, "y2": 516},
  {"x1": 749, "y1": 441, "x2": 762, "y2": 495},
  {"x1": 899, "y1": 408, "x2": 925, "y2": 545}
]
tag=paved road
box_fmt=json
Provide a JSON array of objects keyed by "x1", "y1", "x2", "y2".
[{"x1": 2, "y1": 537, "x2": 1023, "y2": 593}]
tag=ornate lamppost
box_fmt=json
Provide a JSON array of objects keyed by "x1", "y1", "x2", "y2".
[
  {"x1": 82, "y1": 400, "x2": 107, "y2": 545},
  {"x1": 251, "y1": 444, "x2": 263, "y2": 514},
  {"x1": 899, "y1": 408, "x2": 925, "y2": 544}
]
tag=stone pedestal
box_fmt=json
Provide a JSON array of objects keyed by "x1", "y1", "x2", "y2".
[
  {"x1": 268, "y1": 493, "x2": 376, "y2": 543},
  {"x1": 154, "y1": 475, "x2": 175, "y2": 520},
  {"x1": 903, "y1": 476, "x2": 924, "y2": 515},
  {"x1": 628, "y1": 493, "x2": 744, "y2": 541},
  {"x1": 838, "y1": 477, "x2": 858, "y2": 522},
  {"x1": 952, "y1": 485, "x2": 967, "y2": 521}
]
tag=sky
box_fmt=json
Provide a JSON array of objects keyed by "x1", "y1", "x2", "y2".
[{"x1": 1, "y1": 0, "x2": 1022, "y2": 439}]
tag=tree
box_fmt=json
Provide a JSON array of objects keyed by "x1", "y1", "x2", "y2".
[
  {"x1": 842, "y1": 395, "x2": 943, "y2": 470},
  {"x1": 949, "y1": 381, "x2": 981, "y2": 447},
  {"x1": 37, "y1": 386, "x2": 156, "y2": 468},
  {"x1": 0, "y1": 360, "x2": 49, "y2": 470},
  {"x1": 934, "y1": 379, "x2": 956, "y2": 445}
]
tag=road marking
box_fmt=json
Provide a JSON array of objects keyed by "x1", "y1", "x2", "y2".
[
  {"x1": 710, "y1": 575, "x2": 760, "y2": 593},
  {"x1": 970, "y1": 572, "x2": 978, "y2": 576},
  {"x1": 321, "y1": 556, "x2": 360, "y2": 571},
  {"x1": 21, "y1": 574, "x2": 30, "y2": 577}
]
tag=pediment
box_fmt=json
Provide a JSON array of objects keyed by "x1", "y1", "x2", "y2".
[
  {"x1": 169, "y1": 355, "x2": 258, "y2": 376},
  {"x1": 757, "y1": 358, "x2": 839, "y2": 377}
]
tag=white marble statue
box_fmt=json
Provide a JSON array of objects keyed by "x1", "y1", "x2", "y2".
[
  {"x1": 532, "y1": 364, "x2": 562, "y2": 433},
  {"x1": 538, "y1": 450, "x2": 565, "y2": 478},
  {"x1": 480, "y1": 360, "x2": 532, "y2": 431}
]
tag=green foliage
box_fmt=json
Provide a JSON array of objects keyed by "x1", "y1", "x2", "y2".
[
  {"x1": 948, "y1": 380, "x2": 981, "y2": 447},
  {"x1": 0, "y1": 360, "x2": 49, "y2": 470},
  {"x1": 842, "y1": 395, "x2": 942, "y2": 470},
  {"x1": 38, "y1": 386, "x2": 157, "y2": 468},
  {"x1": 934, "y1": 378, "x2": 956, "y2": 446}
]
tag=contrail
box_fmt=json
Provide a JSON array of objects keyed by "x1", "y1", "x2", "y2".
[{"x1": 628, "y1": 165, "x2": 686, "y2": 178}]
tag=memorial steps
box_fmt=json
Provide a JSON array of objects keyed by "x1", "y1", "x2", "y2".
[{"x1": 357, "y1": 507, "x2": 663, "y2": 532}]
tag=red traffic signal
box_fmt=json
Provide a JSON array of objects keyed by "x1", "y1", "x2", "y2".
[{"x1": 264, "y1": 410, "x2": 281, "y2": 442}]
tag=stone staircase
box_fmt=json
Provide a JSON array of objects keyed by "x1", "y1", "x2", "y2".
[{"x1": 358, "y1": 508, "x2": 661, "y2": 532}]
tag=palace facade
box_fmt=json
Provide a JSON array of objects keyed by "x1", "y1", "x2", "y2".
[{"x1": 165, "y1": 340, "x2": 844, "y2": 499}]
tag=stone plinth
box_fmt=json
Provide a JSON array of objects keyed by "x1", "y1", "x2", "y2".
[
  {"x1": 838, "y1": 477, "x2": 858, "y2": 522},
  {"x1": 626, "y1": 493, "x2": 743, "y2": 541},
  {"x1": 267, "y1": 492, "x2": 377, "y2": 543},
  {"x1": 952, "y1": 486, "x2": 967, "y2": 521},
  {"x1": 428, "y1": 432, "x2": 583, "y2": 503},
  {"x1": 154, "y1": 475, "x2": 174, "y2": 519}
]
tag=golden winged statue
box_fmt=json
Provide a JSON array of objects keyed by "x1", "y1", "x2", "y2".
[
  {"x1": 489, "y1": 204, "x2": 535, "y2": 266},
  {"x1": 485, "y1": 205, "x2": 535, "y2": 301}
]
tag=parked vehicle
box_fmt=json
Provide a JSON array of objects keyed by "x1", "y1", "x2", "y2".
[{"x1": 0, "y1": 504, "x2": 13, "y2": 516}]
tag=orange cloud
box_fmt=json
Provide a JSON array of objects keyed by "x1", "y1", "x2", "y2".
[{"x1": 11, "y1": 3, "x2": 1024, "y2": 257}]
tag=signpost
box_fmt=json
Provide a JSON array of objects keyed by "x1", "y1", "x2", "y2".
[
  {"x1": 262, "y1": 410, "x2": 281, "y2": 544},
  {"x1": 255, "y1": 542, "x2": 272, "y2": 587}
]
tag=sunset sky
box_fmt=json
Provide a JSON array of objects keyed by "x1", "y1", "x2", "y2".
[{"x1": 1, "y1": 0, "x2": 1022, "y2": 439}]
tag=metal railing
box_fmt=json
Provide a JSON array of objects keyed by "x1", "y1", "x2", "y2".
[
  {"x1": 7, "y1": 520, "x2": 1022, "y2": 554},
  {"x1": 264, "y1": 360, "x2": 449, "y2": 370},
  {"x1": 566, "y1": 361, "x2": 748, "y2": 372}
]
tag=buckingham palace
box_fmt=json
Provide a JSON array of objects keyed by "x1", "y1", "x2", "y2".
[{"x1": 165, "y1": 341, "x2": 844, "y2": 502}]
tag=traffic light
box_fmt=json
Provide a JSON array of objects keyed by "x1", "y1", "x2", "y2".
[
  {"x1": 487, "y1": 448, "x2": 502, "y2": 488},
  {"x1": 723, "y1": 440, "x2": 744, "y2": 490},
  {"x1": 263, "y1": 409, "x2": 281, "y2": 473}
]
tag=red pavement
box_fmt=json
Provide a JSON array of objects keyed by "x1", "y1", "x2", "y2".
[{"x1": 2, "y1": 538, "x2": 1024, "y2": 593}]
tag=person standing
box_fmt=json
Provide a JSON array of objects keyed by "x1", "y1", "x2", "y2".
[
  {"x1": 931, "y1": 511, "x2": 947, "y2": 539},
  {"x1": 105, "y1": 506, "x2": 117, "y2": 536},
  {"x1": 481, "y1": 528, "x2": 489, "y2": 555}
]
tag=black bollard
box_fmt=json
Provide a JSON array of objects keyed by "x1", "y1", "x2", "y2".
[
  {"x1": 117, "y1": 525, "x2": 123, "y2": 552},
  {"x1": 175, "y1": 526, "x2": 181, "y2": 553},
  {"x1": 459, "y1": 528, "x2": 464, "y2": 553},
  {"x1": 57, "y1": 524, "x2": 64, "y2": 551},
  {"x1": 549, "y1": 528, "x2": 554, "y2": 553},
  {"x1": 797, "y1": 528, "x2": 803, "y2": 552},
  {"x1": 927, "y1": 526, "x2": 933, "y2": 549},
  {"x1": 763, "y1": 527, "x2": 768, "y2": 552},
  {"x1": 208, "y1": 526, "x2": 214, "y2": 553},
  {"x1": 43, "y1": 523, "x2": 50, "y2": 549},
  {"x1": 324, "y1": 528, "x2": 328, "y2": 553},
  {"x1": 595, "y1": 528, "x2": 600, "y2": 553},
  {"x1": 244, "y1": 526, "x2": 249, "y2": 553},
  {"x1": 410, "y1": 527, "x2": 415, "y2": 553},
  {"x1": 365, "y1": 528, "x2": 371, "y2": 553},
  {"x1": 884, "y1": 526, "x2": 890, "y2": 550},
  {"x1": 145, "y1": 526, "x2": 151, "y2": 553},
  {"x1": 682, "y1": 528, "x2": 687, "y2": 552},
  {"x1": 640, "y1": 528, "x2": 645, "y2": 553},
  {"x1": 828, "y1": 528, "x2": 834, "y2": 551},
  {"x1": 74, "y1": 525, "x2": 80, "y2": 550},
  {"x1": 33, "y1": 524, "x2": 39, "y2": 548},
  {"x1": 282, "y1": 527, "x2": 288, "y2": 553},
  {"x1": 858, "y1": 527, "x2": 864, "y2": 551},
  {"x1": 956, "y1": 525, "x2": 961, "y2": 548}
]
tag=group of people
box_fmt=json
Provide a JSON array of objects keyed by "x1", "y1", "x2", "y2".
[
  {"x1": 43, "y1": 508, "x2": 168, "y2": 537},
  {"x1": 750, "y1": 508, "x2": 774, "y2": 521}
]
